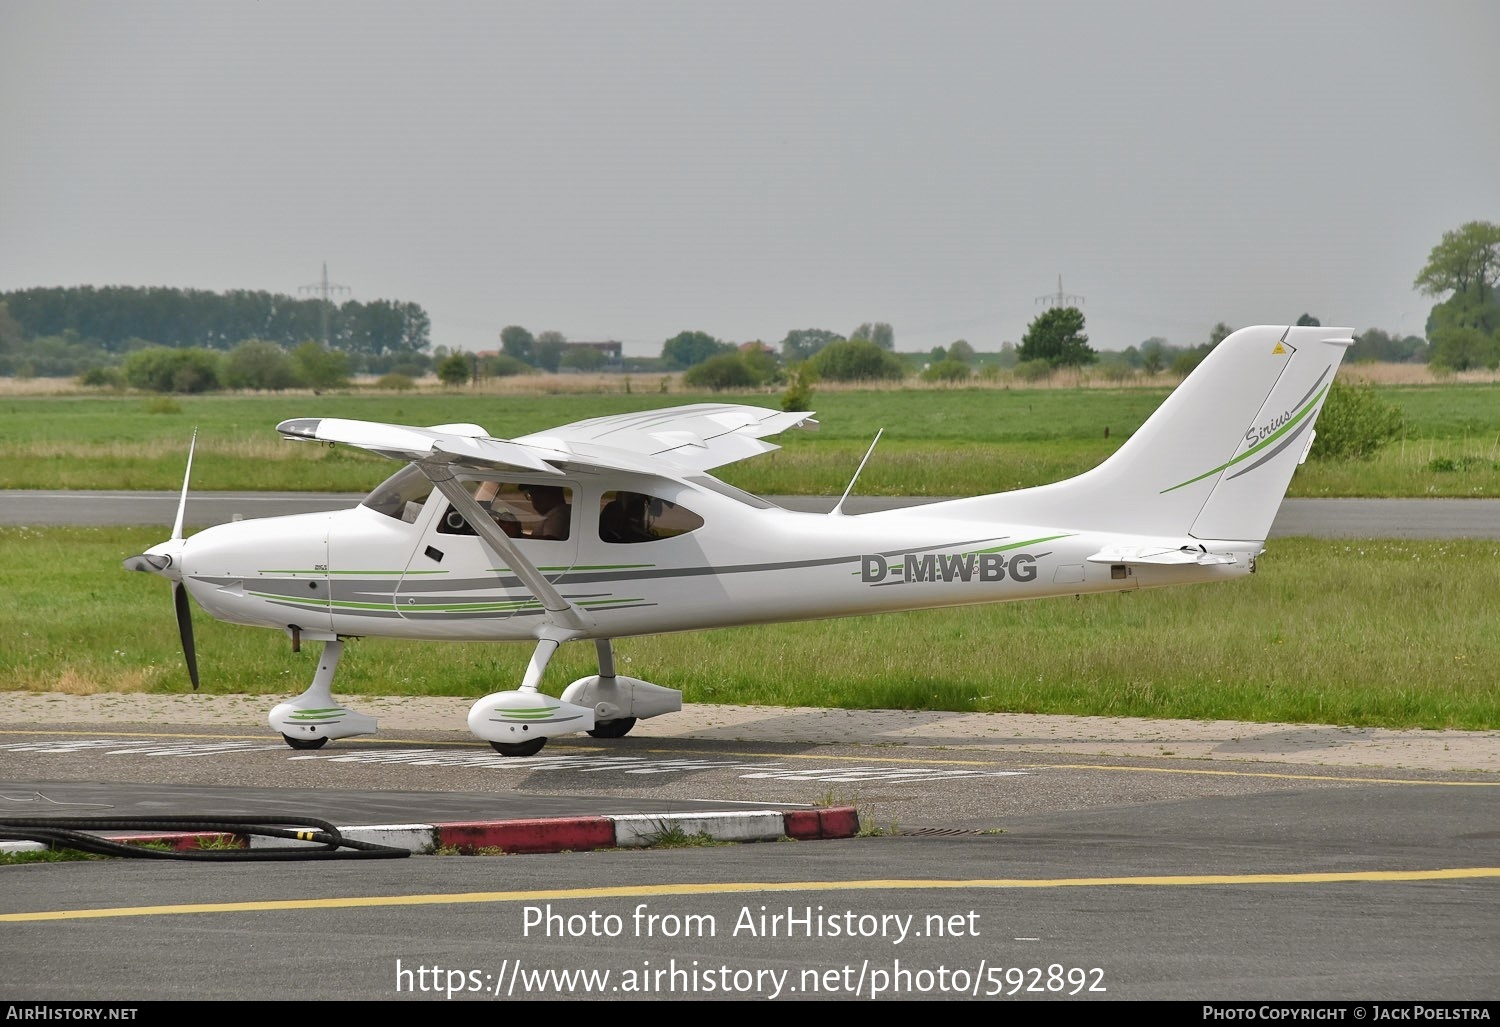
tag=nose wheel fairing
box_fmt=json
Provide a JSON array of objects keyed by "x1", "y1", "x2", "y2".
[{"x1": 267, "y1": 640, "x2": 378, "y2": 747}]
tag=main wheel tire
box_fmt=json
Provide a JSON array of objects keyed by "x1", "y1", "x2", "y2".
[
  {"x1": 586, "y1": 717, "x2": 638, "y2": 739},
  {"x1": 489, "y1": 737, "x2": 547, "y2": 757},
  {"x1": 282, "y1": 733, "x2": 328, "y2": 751}
]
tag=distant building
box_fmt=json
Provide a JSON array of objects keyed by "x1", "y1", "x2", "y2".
[{"x1": 567, "y1": 341, "x2": 623, "y2": 364}]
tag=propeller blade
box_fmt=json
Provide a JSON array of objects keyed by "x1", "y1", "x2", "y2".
[
  {"x1": 171, "y1": 429, "x2": 197, "y2": 541},
  {"x1": 173, "y1": 582, "x2": 200, "y2": 691}
]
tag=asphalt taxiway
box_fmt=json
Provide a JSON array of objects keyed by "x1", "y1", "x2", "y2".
[{"x1": 3, "y1": 696, "x2": 1498, "y2": 1002}]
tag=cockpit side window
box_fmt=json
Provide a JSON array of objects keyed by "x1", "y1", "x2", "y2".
[
  {"x1": 361, "y1": 465, "x2": 434, "y2": 523},
  {"x1": 437, "y1": 479, "x2": 572, "y2": 541},
  {"x1": 598, "y1": 491, "x2": 703, "y2": 544}
]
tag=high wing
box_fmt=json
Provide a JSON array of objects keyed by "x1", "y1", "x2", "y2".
[
  {"x1": 276, "y1": 417, "x2": 566, "y2": 475},
  {"x1": 276, "y1": 403, "x2": 818, "y2": 476},
  {"x1": 273, "y1": 403, "x2": 818, "y2": 641}
]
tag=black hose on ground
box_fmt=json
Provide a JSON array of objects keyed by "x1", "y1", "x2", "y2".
[{"x1": 0, "y1": 815, "x2": 411, "y2": 860}]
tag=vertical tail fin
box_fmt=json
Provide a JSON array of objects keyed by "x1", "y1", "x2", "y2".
[{"x1": 935, "y1": 324, "x2": 1354, "y2": 540}]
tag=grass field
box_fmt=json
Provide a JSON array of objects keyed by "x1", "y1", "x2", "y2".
[
  {"x1": 4, "y1": 370, "x2": 1498, "y2": 733},
  {"x1": 4, "y1": 527, "x2": 1497, "y2": 731},
  {"x1": 3, "y1": 375, "x2": 1499, "y2": 497}
]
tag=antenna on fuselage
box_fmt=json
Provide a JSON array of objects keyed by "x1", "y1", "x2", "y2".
[{"x1": 831, "y1": 428, "x2": 883, "y2": 517}]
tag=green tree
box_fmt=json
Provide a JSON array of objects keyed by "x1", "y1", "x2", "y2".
[
  {"x1": 290, "y1": 342, "x2": 350, "y2": 390},
  {"x1": 683, "y1": 353, "x2": 756, "y2": 391},
  {"x1": 1350, "y1": 329, "x2": 1427, "y2": 363},
  {"x1": 560, "y1": 346, "x2": 606, "y2": 371},
  {"x1": 662, "y1": 330, "x2": 733, "y2": 370},
  {"x1": 740, "y1": 341, "x2": 780, "y2": 384},
  {"x1": 1429, "y1": 323, "x2": 1499, "y2": 371},
  {"x1": 500, "y1": 325, "x2": 535, "y2": 365},
  {"x1": 1016, "y1": 307, "x2": 1095, "y2": 368},
  {"x1": 326, "y1": 298, "x2": 430, "y2": 364},
  {"x1": 1139, "y1": 337, "x2": 1166, "y2": 376},
  {"x1": 780, "y1": 328, "x2": 842, "y2": 362},
  {"x1": 436, "y1": 352, "x2": 472, "y2": 386},
  {"x1": 946, "y1": 339, "x2": 975, "y2": 363},
  {"x1": 1172, "y1": 348, "x2": 1208, "y2": 376},
  {"x1": 1415, "y1": 220, "x2": 1500, "y2": 308},
  {"x1": 122, "y1": 346, "x2": 223, "y2": 393},
  {"x1": 1309, "y1": 381, "x2": 1404, "y2": 461},
  {"x1": 533, "y1": 330, "x2": 567, "y2": 372},
  {"x1": 1013, "y1": 358, "x2": 1053, "y2": 382},
  {"x1": 1296, "y1": 313, "x2": 1321, "y2": 327},
  {"x1": 921, "y1": 358, "x2": 972, "y2": 383},
  {"x1": 1209, "y1": 322, "x2": 1234, "y2": 347},
  {"x1": 480, "y1": 353, "x2": 532, "y2": 377},
  {"x1": 0, "y1": 301, "x2": 22, "y2": 353},
  {"x1": 808, "y1": 338, "x2": 906, "y2": 382},
  {"x1": 779, "y1": 362, "x2": 816, "y2": 412},
  {"x1": 224, "y1": 339, "x2": 296, "y2": 391},
  {"x1": 0, "y1": 284, "x2": 429, "y2": 355},
  {"x1": 849, "y1": 321, "x2": 894, "y2": 349},
  {"x1": 375, "y1": 373, "x2": 415, "y2": 391}
]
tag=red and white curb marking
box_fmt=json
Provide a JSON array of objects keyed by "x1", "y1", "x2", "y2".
[{"x1": 1, "y1": 807, "x2": 861, "y2": 856}]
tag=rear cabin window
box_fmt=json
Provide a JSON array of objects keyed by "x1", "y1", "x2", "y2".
[{"x1": 597, "y1": 491, "x2": 703, "y2": 544}]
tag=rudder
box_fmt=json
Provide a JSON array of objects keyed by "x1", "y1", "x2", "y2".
[{"x1": 1185, "y1": 325, "x2": 1353, "y2": 540}]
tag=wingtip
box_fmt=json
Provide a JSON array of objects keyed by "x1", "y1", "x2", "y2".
[{"x1": 276, "y1": 417, "x2": 322, "y2": 440}]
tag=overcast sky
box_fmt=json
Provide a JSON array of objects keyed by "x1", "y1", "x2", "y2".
[{"x1": 3, "y1": 1, "x2": 1496, "y2": 356}]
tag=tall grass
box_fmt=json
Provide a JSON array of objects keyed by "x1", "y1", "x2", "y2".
[
  {"x1": 4, "y1": 527, "x2": 1496, "y2": 731},
  {"x1": 4, "y1": 383, "x2": 1499, "y2": 496}
]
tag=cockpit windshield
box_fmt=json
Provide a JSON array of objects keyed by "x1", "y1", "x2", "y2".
[{"x1": 361, "y1": 465, "x2": 434, "y2": 523}]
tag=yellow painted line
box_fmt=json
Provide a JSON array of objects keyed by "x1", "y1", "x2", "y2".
[
  {"x1": 1039, "y1": 762, "x2": 1500, "y2": 787},
  {"x1": 6, "y1": 869, "x2": 1500, "y2": 923},
  {"x1": 2, "y1": 728, "x2": 1496, "y2": 786}
]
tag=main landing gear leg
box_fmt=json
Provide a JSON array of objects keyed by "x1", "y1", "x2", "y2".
[
  {"x1": 561, "y1": 638, "x2": 682, "y2": 742},
  {"x1": 583, "y1": 639, "x2": 636, "y2": 739},
  {"x1": 466, "y1": 634, "x2": 597, "y2": 757},
  {"x1": 267, "y1": 639, "x2": 378, "y2": 750}
]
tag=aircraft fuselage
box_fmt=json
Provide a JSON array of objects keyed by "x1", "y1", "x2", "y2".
[{"x1": 180, "y1": 472, "x2": 1255, "y2": 644}]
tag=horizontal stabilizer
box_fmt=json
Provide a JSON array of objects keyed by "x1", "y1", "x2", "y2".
[{"x1": 1087, "y1": 545, "x2": 1238, "y2": 567}]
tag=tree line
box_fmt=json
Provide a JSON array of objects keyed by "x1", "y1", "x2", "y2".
[
  {"x1": 2, "y1": 220, "x2": 1494, "y2": 387},
  {"x1": 0, "y1": 285, "x2": 432, "y2": 379}
]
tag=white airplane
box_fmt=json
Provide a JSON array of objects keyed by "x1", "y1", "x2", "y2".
[{"x1": 125, "y1": 324, "x2": 1352, "y2": 756}]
